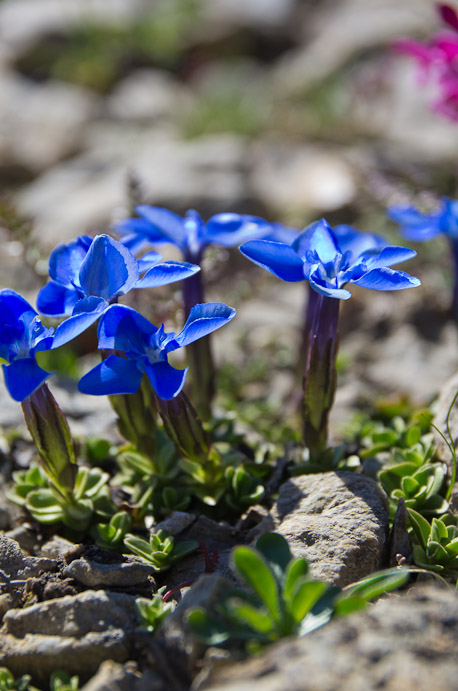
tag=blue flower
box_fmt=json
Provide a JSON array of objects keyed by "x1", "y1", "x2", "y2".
[
  {"x1": 116, "y1": 206, "x2": 297, "y2": 262},
  {"x1": 240, "y1": 219, "x2": 420, "y2": 300},
  {"x1": 37, "y1": 234, "x2": 200, "y2": 349},
  {"x1": 0, "y1": 290, "x2": 54, "y2": 401},
  {"x1": 78, "y1": 302, "x2": 236, "y2": 400},
  {"x1": 388, "y1": 197, "x2": 458, "y2": 241}
]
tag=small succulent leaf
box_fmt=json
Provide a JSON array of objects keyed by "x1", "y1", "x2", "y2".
[
  {"x1": 297, "y1": 608, "x2": 334, "y2": 637},
  {"x1": 232, "y1": 546, "x2": 280, "y2": 623},
  {"x1": 431, "y1": 517, "x2": 448, "y2": 543},
  {"x1": 124, "y1": 535, "x2": 156, "y2": 563},
  {"x1": 171, "y1": 540, "x2": 199, "y2": 561},
  {"x1": 444, "y1": 539, "x2": 458, "y2": 557},
  {"x1": 25, "y1": 489, "x2": 65, "y2": 524},
  {"x1": 408, "y1": 508, "x2": 432, "y2": 547}
]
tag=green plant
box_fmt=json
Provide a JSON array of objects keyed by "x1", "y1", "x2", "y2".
[
  {"x1": 408, "y1": 508, "x2": 458, "y2": 580},
  {"x1": 124, "y1": 529, "x2": 198, "y2": 571},
  {"x1": 0, "y1": 668, "x2": 37, "y2": 691},
  {"x1": 136, "y1": 589, "x2": 174, "y2": 633},
  {"x1": 94, "y1": 511, "x2": 132, "y2": 551},
  {"x1": 187, "y1": 533, "x2": 408, "y2": 650}
]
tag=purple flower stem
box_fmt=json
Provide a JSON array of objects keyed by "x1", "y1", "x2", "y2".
[
  {"x1": 302, "y1": 290, "x2": 340, "y2": 453},
  {"x1": 182, "y1": 256, "x2": 215, "y2": 421}
]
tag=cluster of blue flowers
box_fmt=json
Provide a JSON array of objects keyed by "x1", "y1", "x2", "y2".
[{"x1": 0, "y1": 203, "x2": 423, "y2": 452}]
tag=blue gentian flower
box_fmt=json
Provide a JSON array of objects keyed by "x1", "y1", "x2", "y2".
[
  {"x1": 240, "y1": 219, "x2": 420, "y2": 299},
  {"x1": 388, "y1": 197, "x2": 458, "y2": 241},
  {"x1": 0, "y1": 290, "x2": 54, "y2": 401},
  {"x1": 116, "y1": 206, "x2": 297, "y2": 262},
  {"x1": 78, "y1": 302, "x2": 236, "y2": 400},
  {"x1": 240, "y1": 219, "x2": 420, "y2": 453},
  {"x1": 37, "y1": 234, "x2": 200, "y2": 350}
]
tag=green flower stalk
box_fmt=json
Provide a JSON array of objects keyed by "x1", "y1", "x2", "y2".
[{"x1": 21, "y1": 383, "x2": 78, "y2": 497}]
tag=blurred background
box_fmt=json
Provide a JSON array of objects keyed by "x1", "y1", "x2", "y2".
[{"x1": 0, "y1": 0, "x2": 457, "y2": 439}]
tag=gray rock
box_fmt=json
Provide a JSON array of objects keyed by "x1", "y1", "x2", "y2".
[
  {"x1": 202, "y1": 0, "x2": 297, "y2": 31},
  {"x1": 81, "y1": 660, "x2": 163, "y2": 691},
  {"x1": 62, "y1": 556, "x2": 156, "y2": 588},
  {"x1": 273, "y1": 0, "x2": 434, "y2": 95},
  {"x1": 432, "y1": 370, "x2": 458, "y2": 471},
  {"x1": 153, "y1": 511, "x2": 196, "y2": 536},
  {"x1": 0, "y1": 0, "x2": 148, "y2": 56},
  {"x1": 0, "y1": 70, "x2": 97, "y2": 173},
  {"x1": 199, "y1": 585, "x2": 458, "y2": 691},
  {"x1": 40, "y1": 536, "x2": 78, "y2": 560},
  {"x1": 159, "y1": 515, "x2": 238, "y2": 592},
  {"x1": 0, "y1": 630, "x2": 131, "y2": 686},
  {"x1": 19, "y1": 131, "x2": 249, "y2": 251},
  {"x1": 3, "y1": 588, "x2": 139, "y2": 637},
  {"x1": 106, "y1": 69, "x2": 186, "y2": 123},
  {"x1": 252, "y1": 472, "x2": 389, "y2": 586},
  {"x1": 0, "y1": 535, "x2": 56, "y2": 580},
  {"x1": 251, "y1": 143, "x2": 356, "y2": 215}
]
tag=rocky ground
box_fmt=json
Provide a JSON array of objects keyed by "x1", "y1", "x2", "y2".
[{"x1": 1, "y1": 0, "x2": 458, "y2": 689}]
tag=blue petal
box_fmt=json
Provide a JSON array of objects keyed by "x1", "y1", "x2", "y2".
[
  {"x1": 205, "y1": 214, "x2": 272, "y2": 247},
  {"x1": 136, "y1": 250, "x2": 162, "y2": 274},
  {"x1": 239, "y1": 240, "x2": 305, "y2": 282},
  {"x1": 78, "y1": 355, "x2": 142, "y2": 396},
  {"x1": 173, "y1": 302, "x2": 236, "y2": 349},
  {"x1": 36, "y1": 281, "x2": 80, "y2": 317},
  {"x1": 2, "y1": 358, "x2": 53, "y2": 402},
  {"x1": 79, "y1": 235, "x2": 139, "y2": 300},
  {"x1": 0, "y1": 290, "x2": 37, "y2": 322},
  {"x1": 333, "y1": 225, "x2": 386, "y2": 258},
  {"x1": 136, "y1": 205, "x2": 186, "y2": 248},
  {"x1": 52, "y1": 300, "x2": 107, "y2": 349},
  {"x1": 308, "y1": 266, "x2": 351, "y2": 300},
  {"x1": 144, "y1": 360, "x2": 188, "y2": 400},
  {"x1": 135, "y1": 261, "x2": 200, "y2": 289},
  {"x1": 358, "y1": 246, "x2": 417, "y2": 270},
  {"x1": 115, "y1": 218, "x2": 169, "y2": 244},
  {"x1": 48, "y1": 235, "x2": 92, "y2": 286},
  {"x1": 97, "y1": 305, "x2": 156, "y2": 353},
  {"x1": 387, "y1": 206, "x2": 441, "y2": 241},
  {"x1": 352, "y1": 267, "x2": 421, "y2": 291},
  {"x1": 308, "y1": 273, "x2": 352, "y2": 300},
  {"x1": 293, "y1": 220, "x2": 338, "y2": 263}
]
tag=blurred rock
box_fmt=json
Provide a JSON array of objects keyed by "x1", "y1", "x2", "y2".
[
  {"x1": 251, "y1": 143, "x2": 356, "y2": 215},
  {"x1": 106, "y1": 69, "x2": 186, "y2": 123},
  {"x1": 274, "y1": 0, "x2": 435, "y2": 95},
  {"x1": 200, "y1": 584, "x2": 458, "y2": 691},
  {"x1": 19, "y1": 130, "x2": 250, "y2": 250},
  {"x1": 0, "y1": 70, "x2": 98, "y2": 173},
  {"x1": 0, "y1": 0, "x2": 149, "y2": 57},
  {"x1": 81, "y1": 660, "x2": 162, "y2": 691},
  {"x1": 62, "y1": 556, "x2": 156, "y2": 588},
  {"x1": 251, "y1": 472, "x2": 389, "y2": 586},
  {"x1": 432, "y1": 370, "x2": 458, "y2": 470},
  {"x1": 202, "y1": 0, "x2": 298, "y2": 31}
]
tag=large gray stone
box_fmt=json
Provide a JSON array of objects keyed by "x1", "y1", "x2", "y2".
[
  {"x1": 252, "y1": 472, "x2": 389, "y2": 586},
  {"x1": 3, "y1": 589, "x2": 138, "y2": 637},
  {"x1": 199, "y1": 585, "x2": 458, "y2": 691}
]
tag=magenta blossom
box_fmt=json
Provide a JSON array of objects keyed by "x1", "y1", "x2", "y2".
[{"x1": 394, "y1": 4, "x2": 458, "y2": 120}]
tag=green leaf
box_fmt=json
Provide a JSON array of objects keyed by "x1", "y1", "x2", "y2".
[
  {"x1": 232, "y1": 546, "x2": 280, "y2": 623},
  {"x1": 228, "y1": 601, "x2": 274, "y2": 634},
  {"x1": 256, "y1": 533, "x2": 292, "y2": 576},
  {"x1": 25, "y1": 489, "x2": 65, "y2": 524},
  {"x1": 345, "y1": 568, "x2": 408, "y2": 602},
  {"x1": 283, "y1": 557, "x2": 309, "y2": 603},
  {"x1": 290, "y1": 580, "x2": 328, "y2": 622},
  {"x1": 333, "y1": 595, "x2": 367, "y2": 616},
  {"x1": 408, "y1": 508, "x2": 432, "y2": 548},
  {"x1": 187, "y1": 608, "x2": 231, "y2": 645}
]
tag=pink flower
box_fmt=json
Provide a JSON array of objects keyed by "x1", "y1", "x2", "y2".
[{"x1": 394, "y1": 4, "x2": 458, "y2": 120}]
